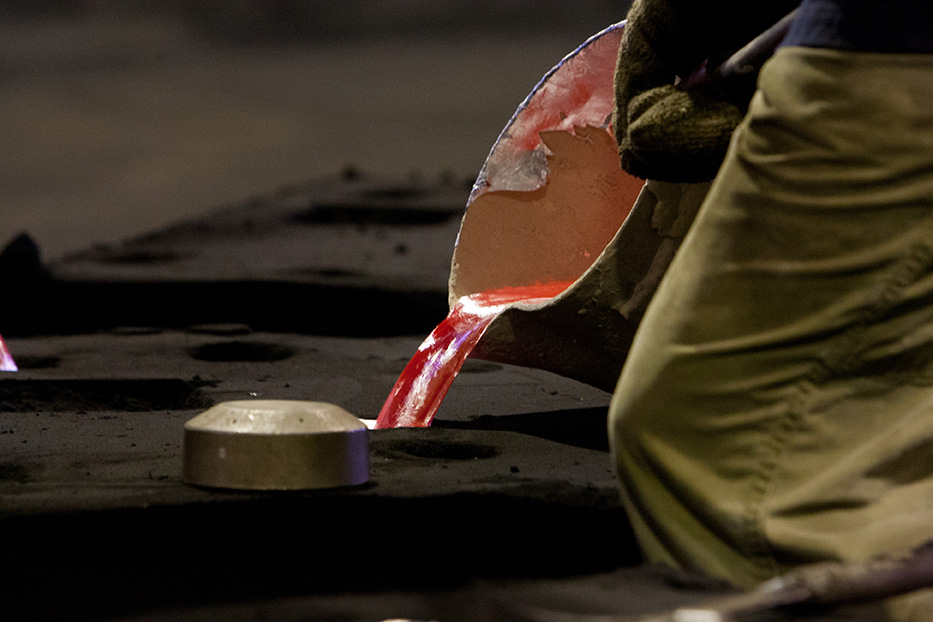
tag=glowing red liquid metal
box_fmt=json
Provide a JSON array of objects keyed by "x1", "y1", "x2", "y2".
[
  {"x1": 375, "y1": 282, "x2": 570, "y2": 429},
  {"x1": 0, "y1": 334, "x2": 17, "y2": 372}
]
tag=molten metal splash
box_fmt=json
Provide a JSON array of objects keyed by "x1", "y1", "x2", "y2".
[
  {"x1": 0, "y1": 334, "x2": 17, "y2": 372},
  {"x1": 375, "y1": 282, "x2": 571, "y2": 428}
]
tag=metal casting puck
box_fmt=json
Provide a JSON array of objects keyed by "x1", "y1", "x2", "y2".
[{"x1": 182, "y1": 400, "x2": 369, "y2": 490}]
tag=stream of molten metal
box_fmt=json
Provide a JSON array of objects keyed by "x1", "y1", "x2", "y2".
[{"x1": 375, "y1": 282, "x2": 571, "y2": 428}]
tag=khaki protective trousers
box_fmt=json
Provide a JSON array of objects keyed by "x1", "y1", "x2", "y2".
[{"x1": 609, "y1": 45, "x2": 933, "y2": 592}]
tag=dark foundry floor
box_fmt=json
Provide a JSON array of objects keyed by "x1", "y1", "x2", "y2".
[{"x1": 1, "y1": 172, "x2": 889, "y2": 621}]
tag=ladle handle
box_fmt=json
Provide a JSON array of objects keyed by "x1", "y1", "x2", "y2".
[{"x1": 680, "y1": 9, "x2": 798, "y2": 101}]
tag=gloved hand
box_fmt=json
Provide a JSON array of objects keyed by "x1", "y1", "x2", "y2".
[
  {"x1": 620, "y1": 84, "x2": 744, "y2": 183},
  {"x1": 613, "y1": 0, "x2": 778, "y2": 183}
]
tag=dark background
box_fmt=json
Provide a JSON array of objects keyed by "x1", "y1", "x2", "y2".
[{"x1": 1, "y1": 1, "x2": 630, "y2": 260}]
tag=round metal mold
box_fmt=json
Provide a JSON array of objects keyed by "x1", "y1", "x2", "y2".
[{"x1": 182, "y1": 400, "x2": 369, "y2": 490}]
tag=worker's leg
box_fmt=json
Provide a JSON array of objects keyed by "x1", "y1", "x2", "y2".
[{"x1": 609, "y1": 46, "x2": 933, "y2": 587}]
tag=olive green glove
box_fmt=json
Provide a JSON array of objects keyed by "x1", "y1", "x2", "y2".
[
  {"x1": 613, "y1": 0, "x2": 745, "y2": 183},
  {"x1": 614, "y1": 0, "x2": 798, "y2": 181},
  {"x1": 621, "y1": 84, "x2": 745, "y2": 182}
]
